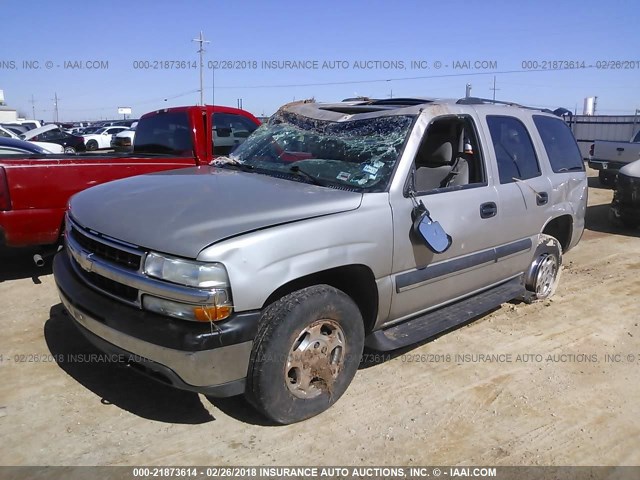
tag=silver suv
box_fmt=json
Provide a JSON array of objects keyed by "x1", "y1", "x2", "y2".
[{"x1": 53, "y1": 97, "x2": 587, "y2": 424}]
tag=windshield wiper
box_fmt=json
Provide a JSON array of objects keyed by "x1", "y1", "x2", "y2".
[
  {"x1": 216, "y1": 162, "x2": 256, "y2": 172},
  {"x1": 289, "y1": 165, "x2": 324, "y2": 186}
]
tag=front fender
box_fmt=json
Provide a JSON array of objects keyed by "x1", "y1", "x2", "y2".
[{"x1": 197, "y1": 193, "x2": 393, "y2": 313}]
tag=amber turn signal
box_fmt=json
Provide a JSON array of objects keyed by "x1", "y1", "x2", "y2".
[{"x1": 194, "y1": 305, "x2": 232, "y2": 322}]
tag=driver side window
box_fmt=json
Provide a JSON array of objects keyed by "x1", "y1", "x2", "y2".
[{"x1": 412, "y1": 116, "x2": 486, "y2": 194}]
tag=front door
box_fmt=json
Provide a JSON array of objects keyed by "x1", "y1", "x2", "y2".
[{"x1": 388, "y1": 115, "x2": 507, "y2": 324}]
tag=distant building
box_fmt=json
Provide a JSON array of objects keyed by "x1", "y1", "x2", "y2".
[
  {"x1": 566, "y1": 114, "x2": 640, "y2": 159},
  {"x1": 0, "y1": 105, "x2": 18, "y2": 123}
]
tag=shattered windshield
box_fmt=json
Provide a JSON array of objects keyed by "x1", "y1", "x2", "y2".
[{"x1": 223, "y1": 111, "x2": 414, "y2": 191}]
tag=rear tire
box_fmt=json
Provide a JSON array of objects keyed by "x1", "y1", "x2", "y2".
[
  {"x1": 63, "y1": 146, "x2": 76, "y2": 154},
  {"x1": 599, "y1": 170, "x2": 615, "y2": 187},
  {"x1": 621, "y1": 216, "x2": 640, "y2": 229},
  {"x1": 523, "y1": 234, "x2": 562, "y2": 304},
  {"x1": 245, "y1": 285, "x2": 364, "y2": 424}
]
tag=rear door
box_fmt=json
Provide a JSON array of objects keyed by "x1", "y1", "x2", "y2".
[{"x1": 480, "y1": 114, "x2": 552, "y2": 274}]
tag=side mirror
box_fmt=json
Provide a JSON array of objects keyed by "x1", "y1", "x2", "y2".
[{"x1": 412, "y1": 200, "x2": 452, "y2": 253}]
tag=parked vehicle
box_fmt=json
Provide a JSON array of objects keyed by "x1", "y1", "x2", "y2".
[
  {"x1": 0, "y1": 105, "x2": 260, "y2": 252},
  {"x1": 83, "y1": 126, "x2": 128, "y2": 151},
  {"x1": 0, "y1": 137, "x2": 53, "y2": 155},
  {"x1": 588, "y1": 131, "x2": 640, "y2": 185},
  {"x1": 1, "y1": 124, "x2": 30, "y2": 136},
  {"x1": 21, "y1": 124, "x2": 86, "y2": 153},
  {"x1": 4, "y1": 120, "x2": 42, "y2": 130},
  {"x1": 111, "y1": 123, "x2": 137, "y2": 152},
  {"x1": 53, "y1": 97, "x2": 587, "y2": 424},
  {"x1": 0, "y1": 125, "x2": 64, "y2": 153},
  {"x1": 609, "y1": 159, "x2": 640, "y2": 228}
]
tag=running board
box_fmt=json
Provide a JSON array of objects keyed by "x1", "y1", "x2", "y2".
[{"x1": 365, "y1": 277, "x2": 525, "y2": 351}]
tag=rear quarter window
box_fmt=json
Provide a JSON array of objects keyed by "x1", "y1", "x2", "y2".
[
  {"x1": 533, "y1": 115, "x2": 584, "y2": 173},
  {"x1": 134, "y1": 111, "x2": 193, "y2": 156}
]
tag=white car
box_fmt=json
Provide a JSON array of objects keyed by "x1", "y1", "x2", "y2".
[
  {"x1": 0, "y1": 125, "x2": 64, "y2": 153},
  {"x1": 83, "y1": 126, "x2": 128, "y2": 151},
  {"x1": 110, "y1": 122, "x2": 137, "y2": 152}
]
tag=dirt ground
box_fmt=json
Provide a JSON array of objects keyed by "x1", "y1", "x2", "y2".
[{"x1": 0, "y1": 168, "x2": 638, "y2": 467}]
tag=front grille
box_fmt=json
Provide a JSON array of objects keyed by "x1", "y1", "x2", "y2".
[
  {"x1": 70, "y1": 226, "x2": 142, "y2": 270},
  {"x1": 80, "y1": 269, "x2": 139, "y2": 302}
]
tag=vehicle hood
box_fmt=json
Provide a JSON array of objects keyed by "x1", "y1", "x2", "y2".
[
  {"x1": 619, "y1": 159, "x2": 640, "y2": 178},
  {"x1": 31, "y1": 141, "x2": 64, "y2": 153},
  {"x1": 21, "y1": 123, "x2": 58, "y2": 140},
  {"x1": 69, "y1": 166, "x2": 363, "y2": 258}
]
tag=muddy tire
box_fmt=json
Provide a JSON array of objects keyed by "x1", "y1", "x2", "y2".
[
  {"x1": 523, "y1": 234, "x2": 563, "y2": 304},
  {"x1": 245, "y1": 285, "x2": 364, "y2": 424}
]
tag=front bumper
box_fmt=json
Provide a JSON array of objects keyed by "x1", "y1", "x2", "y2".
[
  {"x1": 611, "y1": 178, "x2": 640, "y2": 221},
  {"x1": 53, "y1": 252, "x2": 260, "y2": 396},
  {"x1": 588, "y1": 159, "x2": 626, "y2": 172}
]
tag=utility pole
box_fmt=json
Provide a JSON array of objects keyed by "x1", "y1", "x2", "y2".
[
  {"x1": 465, "y1": 83, "x2": 472, "y2": 98},
  {"x1": 30, "y1": 94, "x2": 36, "y2": 119},
  {"x1": 53, "y1": 92, "x2": 59, "y2": 123},
  {"x1": 490, "y1": 76, "x2": 499, "y2": 103},
  {"x1": 192, "y1": 31, "x2": 210, "y2": 106}
]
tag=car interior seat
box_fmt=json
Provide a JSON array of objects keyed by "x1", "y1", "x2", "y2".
[{"x1": 414, "y1": 132, "x2": 454, "y2": 191}]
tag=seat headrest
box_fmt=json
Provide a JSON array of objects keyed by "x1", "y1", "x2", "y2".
[{"x1": 427, "y1": 141, "x2": 453, "y2": 166}]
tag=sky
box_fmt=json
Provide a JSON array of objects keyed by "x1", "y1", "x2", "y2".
[{"x1": 1, "y1": 0, "x2": 639, "y2": 121}]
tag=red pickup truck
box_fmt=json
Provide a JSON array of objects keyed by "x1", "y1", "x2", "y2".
[{"x1": 0, "y1": 105, "x2": 260, "y2": 257}]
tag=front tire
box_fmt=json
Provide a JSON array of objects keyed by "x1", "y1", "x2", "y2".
[
  {"x1": 63, "y1": 146, "x2": 76, "y2": 154},
  {"x1": 523, "y1": 234, "x2": 562, "y2": 303},
  {"x1": 86, "y1": 140, "x2": 98, "y2": 151},
  {"x1": 245, "y1": 285, "x2": 364, "y2": 424}
]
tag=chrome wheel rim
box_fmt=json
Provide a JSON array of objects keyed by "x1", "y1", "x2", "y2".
[
  {"x1": 285, "y1": 319, "x2": 345, "y2": 399},
  {"x1": 535, "y1": 254, "x2": 557, "y2": 298}
]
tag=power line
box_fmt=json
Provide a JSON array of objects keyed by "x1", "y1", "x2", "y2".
[
  {"x1": 211, "y1": 66, "x2": 603, "y2": 90},
  {"x1": 28, "y1": 65, "x2": 634, "y2": 115}
]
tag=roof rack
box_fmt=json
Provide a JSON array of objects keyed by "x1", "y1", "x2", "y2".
[
  {"x1": 456, "y1": 97, "x2": 572, "y2": 117},
  {"x1": 456, "y1": 97, "x2": 524, "y2": 107}
]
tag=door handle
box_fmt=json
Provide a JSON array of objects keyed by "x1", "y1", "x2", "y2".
[
  {"x1": 616, "y1": 147, "x2": 625, "y2": 152},
  {"x1": 537, "y1": 192, "x2": 549, "y2": 206},
  {"x1": 480, "y1": 202, "x2": 497, "y2": 218}
]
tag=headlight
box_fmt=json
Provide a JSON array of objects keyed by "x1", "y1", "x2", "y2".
[{"x1": 144, "y1": 252, "x2": 229, "y2": 288}]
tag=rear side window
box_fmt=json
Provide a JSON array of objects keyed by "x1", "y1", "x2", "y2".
[
  {"x1": 533, "y1": 115, "x2": 584, "y2": 172},
  {"x1": 134, "y1": 111, "x2": 193, "y2": 156},
  {"x1": 487, "y1": 116, "x2": 541, "y2": 184},
  {"x1": 212, "y1": 112, "x2": 259, "y2": 156}
]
